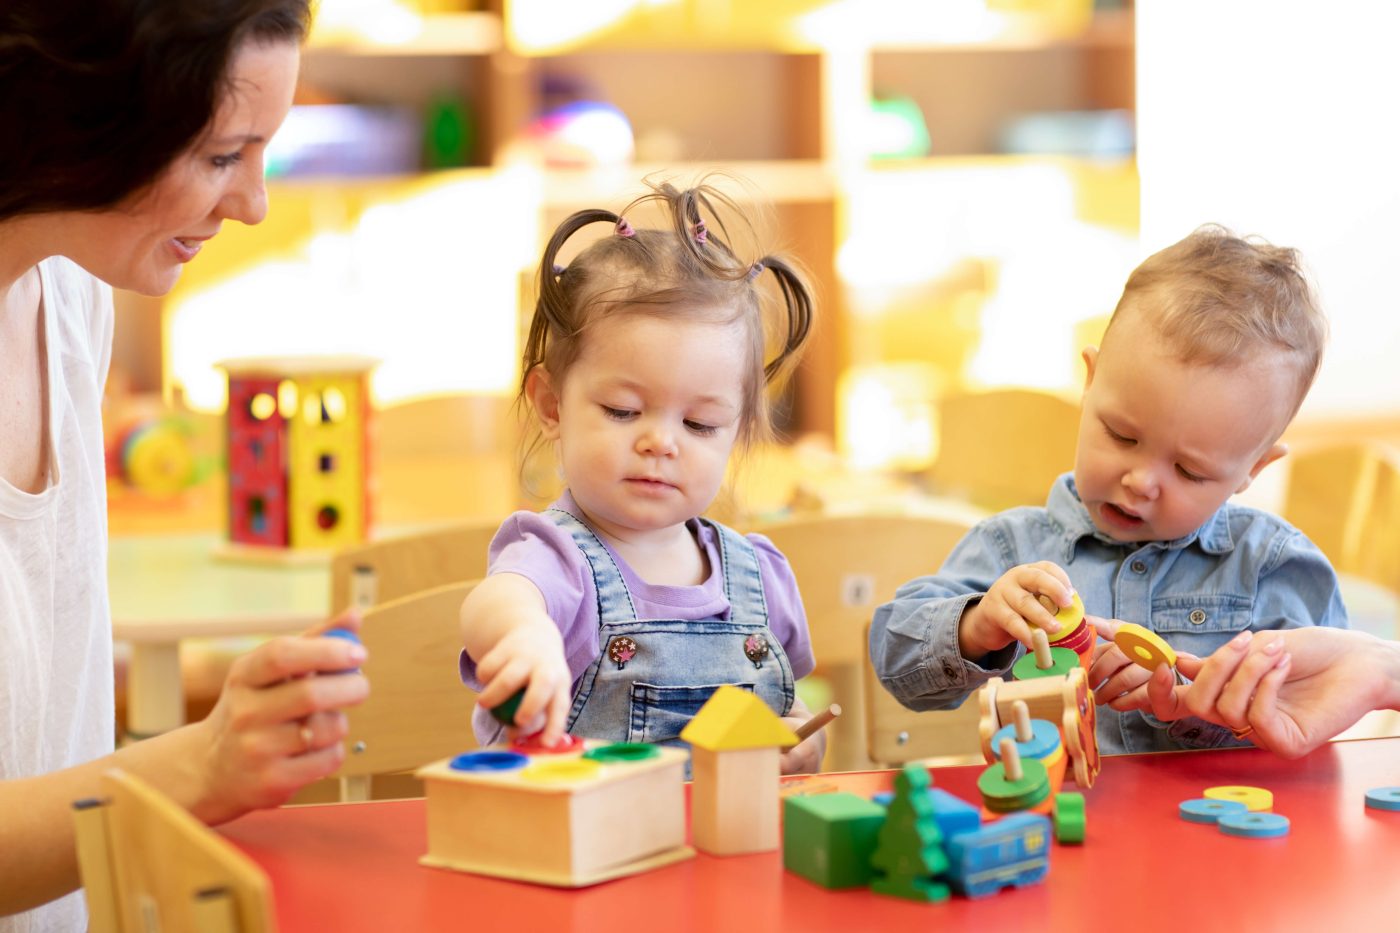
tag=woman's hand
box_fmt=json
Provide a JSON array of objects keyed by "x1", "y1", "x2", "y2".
[{"x1": 192, "y1": 611, "x2": 370, "y2": 824}]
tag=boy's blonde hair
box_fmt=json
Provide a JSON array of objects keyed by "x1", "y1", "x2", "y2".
[{"x1": 1103, "y1": 224, "x2": 1327, "y2": 417}]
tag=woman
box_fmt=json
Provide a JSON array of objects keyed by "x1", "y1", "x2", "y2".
[{"x1": 1, "y1": 3, "x2": 369, "y2": 927}]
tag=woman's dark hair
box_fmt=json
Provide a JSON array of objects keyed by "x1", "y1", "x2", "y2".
[{"x1": 0, "y1": 0, "x2": 312, "y2": 220}]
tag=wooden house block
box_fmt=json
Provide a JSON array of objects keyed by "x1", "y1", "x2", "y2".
[
  {"x1": 219, "y1": 355, "x2": 375, "y2": 556},
  {"x1": 681, "y1": 685, "x2": 799, "y2": 856},
  {"x1": 416, "y1": 742, "x2": 693, "y2": 887}
]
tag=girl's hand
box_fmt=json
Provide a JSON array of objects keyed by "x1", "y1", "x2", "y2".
[
  {"x1": 475, "y1": 619, "x2": 573, "y2": 746},
  {"x1": 958, "y1": 562, "x2": 1075, "y2": 661},
  {"x1": 194, "y1": 610, "x2": 370, "y2": 824},
  {"x1": 778, "y1": 697, "x2": 826, "y2": 775}
]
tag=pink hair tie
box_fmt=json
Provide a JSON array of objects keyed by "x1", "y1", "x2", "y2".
[
  {"x1": 552, "y1": 264, "x2": 566, "y2": 277},
  {"x1": 746, "y1": 261, "x2": 764, "y2": 281},
  {"x1": 615, "y1": 217, "x2": 634, "y2": 238},
  {"x1": 693, "y1": 220, "x2": 708, "y2": 244}
]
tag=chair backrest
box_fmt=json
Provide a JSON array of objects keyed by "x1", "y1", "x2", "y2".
[
  {"x1": 1283, "y1": 443, "x2": 1400, "y2": 592},
  {"x1": 751, "y1": 510, "x2": 982, "y2": 771},
  {"x1": 328, "y1": 519, "x2": 499, "y2": 615},
  {"x1": 333, "y1": 580, "x2": 481, "y2": 799},
  {"x1": 927, "y1": 388, "x2": 1081, "y2": 512},
  {"x1": 74, "y1": 769, "x2": 275, "y2": 933}
]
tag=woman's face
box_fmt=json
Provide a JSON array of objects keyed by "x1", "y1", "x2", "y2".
[{"x1": 73, "y1": 40, "x2": 299, "y2": 296}]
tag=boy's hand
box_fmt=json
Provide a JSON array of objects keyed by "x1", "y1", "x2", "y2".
[
  {"x1": 475, "y1": 620, "x2": 573, "y2": 746},
  {"x1": 1088, "y1": 617, "x2": 1159, "y2": 708},
  {"x1": 958, "y1": 562, "x2": 1075, "y2": 661}
]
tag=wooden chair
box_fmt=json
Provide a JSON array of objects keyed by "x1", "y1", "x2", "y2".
[
  {"x1": 328, "y1": 518, "x2": 500, "y2": 615},
  {"x1": 752, "y1": 510, "x2": 982, "y2": 771},
  {"x1": 73, "y1": 769, "x2": 275, "y2": 933},
  {"x1": 1283, "y1": 443, "x2": 1400, "y2": 597},
  {"x1": 333, "y1": 580, "x2": 482, "y2": 801},
  {"x1": 861, "y1": 622, "x2": 984, "y2": 768},
  {"x1": 927, "y1": 388, "x2": 1081, "y2": 512}
]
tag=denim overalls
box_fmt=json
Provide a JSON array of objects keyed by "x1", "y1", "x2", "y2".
[{"x1": 551, "y1": 509, "x2": 796, "y2": 745}]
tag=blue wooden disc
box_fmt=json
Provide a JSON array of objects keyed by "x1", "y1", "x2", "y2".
[
  {"x1": 1218, "y1": 811, "x2": 1290, "y2": 838},
  {"x1": 992, "y1": 720, "x2": 1061, "y2": 760},
  {"x1": 1365, "y1": 787, "x2": 1400, "y2": 811},
  {"x1": 449, "y1": 750, "x2": 528, "y2": 772},
  {"x1": 1179, "y1": 798, "x2": 1248, "y2": 824}
]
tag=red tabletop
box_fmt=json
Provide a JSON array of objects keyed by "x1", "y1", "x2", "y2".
[{"x1": 222, "y1": 737, "x2": 1400, "y2": 932}]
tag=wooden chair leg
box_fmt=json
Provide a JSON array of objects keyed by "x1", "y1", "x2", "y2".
[{"x1": 72, "y1": 798, "x2": 120, "y2": 933}]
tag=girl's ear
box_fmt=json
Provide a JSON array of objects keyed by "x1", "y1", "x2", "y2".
[{"x1": 525, "y1": 367, "x2": 563, "y2": 440}]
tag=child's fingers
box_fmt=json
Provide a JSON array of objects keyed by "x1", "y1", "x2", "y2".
[
  {"x1": 476, "y1": 658, "x2": 529, "y2": 710},
  {"x1": 1088, "y1": 645, "x2": 1129, "y2": 693},
  {"x1": 1145, "y1": 664, "x2": 1186, "y2": 720},
  {"x1": 540, "y1": 686, "x2": 572, "y2": 746},
  {"x1": 1095, "y1": 662, "x2": 1150, "y2": 705},
  {"x1": 1088, "y1": 615, "x2": 1119, "y2": 641}
]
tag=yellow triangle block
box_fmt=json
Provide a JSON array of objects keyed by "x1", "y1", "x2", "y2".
[{"x1": 680, "y1": 685, "x2": 799, "y2": 751}]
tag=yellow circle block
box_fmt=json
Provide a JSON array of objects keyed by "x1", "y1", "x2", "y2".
[
  {"x1": 125, "y1": 428, "x2": 194, "y2": 498},
  {"x1": 520, "y1": 758, "x2": 602, "y2": 785},
  {"x1": 1204, "y1": 785, "x2": 1273, "y2": 812},
  {"x1": 1114, "y1": 622, "x2": 1177, "y2": 671},
  {"x1": 1048, "y1": 592, "x2": 1086, "y2": 644}
]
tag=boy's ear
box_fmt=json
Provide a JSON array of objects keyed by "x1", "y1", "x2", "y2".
[
  {"x1": 1235, "y1": 442, "x2": 1289, "y2": 494},
  {"x1": 1081, "y1": 346, "x2": 1099, "y2": 391},
  {"x1": 525, "y1": 367, "x2": 562, "y2": 440}
]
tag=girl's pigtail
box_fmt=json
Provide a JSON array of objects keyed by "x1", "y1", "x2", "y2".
[
  {"x1": 753, "y1": 254, "x2": 815, "y2": 384},
  {"x1": 522, "y1": 207, "x2": 622, "y2": 391}
]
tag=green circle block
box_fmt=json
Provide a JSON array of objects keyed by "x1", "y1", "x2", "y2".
[{"x1": 583, "y1": 742, "x2": 660, "y2": 764}]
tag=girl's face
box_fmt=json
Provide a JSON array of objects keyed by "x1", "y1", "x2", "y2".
[
  {"x1": 530, "y1": 310, "x2": 749, "y2": 543},
  {"x1": 70, "y1": 40, "x2": 299, "y2": 296}
]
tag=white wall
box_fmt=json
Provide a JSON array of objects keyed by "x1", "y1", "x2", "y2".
[{"x1": 1137, "y1": 0, "x2": 1400, "y2": 420}]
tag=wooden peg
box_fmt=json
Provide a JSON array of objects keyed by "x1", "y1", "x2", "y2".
[
  {"x1": 1032, "y1": 628, "x2": 1053, "y2": 670},
  {"x1": 795, "y1": 704, "x2": 842, "y2": 742},
  {"x1": 1012, "y1": 700, "x2": 1033, "y2": 744},
  {"x1": 999, "y1": 737, "x2": 1023, "y2": 782}
]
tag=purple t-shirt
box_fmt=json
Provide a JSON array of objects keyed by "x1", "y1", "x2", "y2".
[{"x1": 460, "y1": 491, "x2": 815, "y2": 743}]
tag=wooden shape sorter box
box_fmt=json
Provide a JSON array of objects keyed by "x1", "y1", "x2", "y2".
[{"x1": 416, "y1": 742, "x2": 695, "y2": 888}]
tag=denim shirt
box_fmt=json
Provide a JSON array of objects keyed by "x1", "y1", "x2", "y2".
[{"x1": 869, "y1": 473, "x2": 1348, "y2": 755}]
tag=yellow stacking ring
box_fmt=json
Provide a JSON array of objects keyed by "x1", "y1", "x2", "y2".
[
  {"x1": 1114, "y1": 622, "x2": 1177, "y2": 671},
  {"x1": 1047, "y1": 592, "x2": 1085, "y2": 644},
  {"x1": 1204, "y1": 785, "x2": 1273, "y2": 812}
]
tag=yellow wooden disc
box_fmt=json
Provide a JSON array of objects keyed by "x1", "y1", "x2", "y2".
[
  {"x1": 1048, "y1": 592, "x2": 1085, "y2": 644},
  {"x1": 1113, "y1": 622, "x2": 1177, "y2": 671},
  {"x1": 520, "y1": 758, "x2": 602, "y2": 785},
  {"x1": 1204, "y1": 785, "x2": 1273, "y2": 812}
]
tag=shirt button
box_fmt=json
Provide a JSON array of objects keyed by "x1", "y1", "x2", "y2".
[
  {"x1": 1131, "y1": 560, "x2": 1147, "y2": 573},
  {"x1": 1189, "y1": 609, "x2": 1208, "y2": 625}
]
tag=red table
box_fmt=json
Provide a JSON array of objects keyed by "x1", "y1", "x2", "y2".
[{"x1": 222, "y1": 737, "x2": 1400, "y2": 932}]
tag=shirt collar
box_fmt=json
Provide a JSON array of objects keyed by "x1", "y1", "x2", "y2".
[{"x1": 1046, "y1": 472, "x2": 1236, "y2": 561}]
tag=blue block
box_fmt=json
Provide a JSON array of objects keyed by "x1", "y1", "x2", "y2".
[{"x1": 928, "y1": 788, "x2": 982, "y2": 839}]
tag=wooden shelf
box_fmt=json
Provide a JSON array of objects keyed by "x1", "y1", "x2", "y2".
[{"x1": 307, "y1": 12, "x2": 503, "y2": 57}]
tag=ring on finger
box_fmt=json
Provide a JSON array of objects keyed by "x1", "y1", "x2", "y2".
[
  {"x1": 299, "y1": 718, "x2": 315, "y2": 753},
  {"x1": 1231, "y1": 724, "x2": 1254, "y2": 739}
]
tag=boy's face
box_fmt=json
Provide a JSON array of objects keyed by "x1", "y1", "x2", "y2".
[
  {"x1": 1074, "y1": 310, "x2": 1294, "y2": 543},
  {"x1": 528, "y1": 310, "x2": 746, "y2": 543}
]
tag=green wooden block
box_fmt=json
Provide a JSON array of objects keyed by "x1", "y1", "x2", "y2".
[{"x1": 783, "y1": 793, "x2": 887, "y2": 889}]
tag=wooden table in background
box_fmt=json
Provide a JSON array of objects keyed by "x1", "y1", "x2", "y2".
[
  {"x1": 108, "y1": 533, "x2": 327, "y2": 737},
  {"x1": 222, "y1": 737, "x2": 1400, "y2": 932}
]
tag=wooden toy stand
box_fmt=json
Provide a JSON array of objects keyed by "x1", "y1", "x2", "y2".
[{"x1": 417, "y1": 742, "x2": 694, "y2": 887}]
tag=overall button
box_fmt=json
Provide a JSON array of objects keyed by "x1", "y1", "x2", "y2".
[
  {"x1": 1130, "y1": 560, "x2": 1148, "y2": 574},
  {"x1": 607, "y1": 636, "x2": 638, "y2": 670},
  {"x1": 1188, "y1": 609, "x2": 1208, "y2": 625},
  {"x1": 744, "y1": 634, "x2": 770, "y2": 669}
]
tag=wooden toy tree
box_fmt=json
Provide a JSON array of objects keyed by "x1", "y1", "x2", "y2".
[{"x1": 869, "y1": 763, "x2": 950, "y2": 902}]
